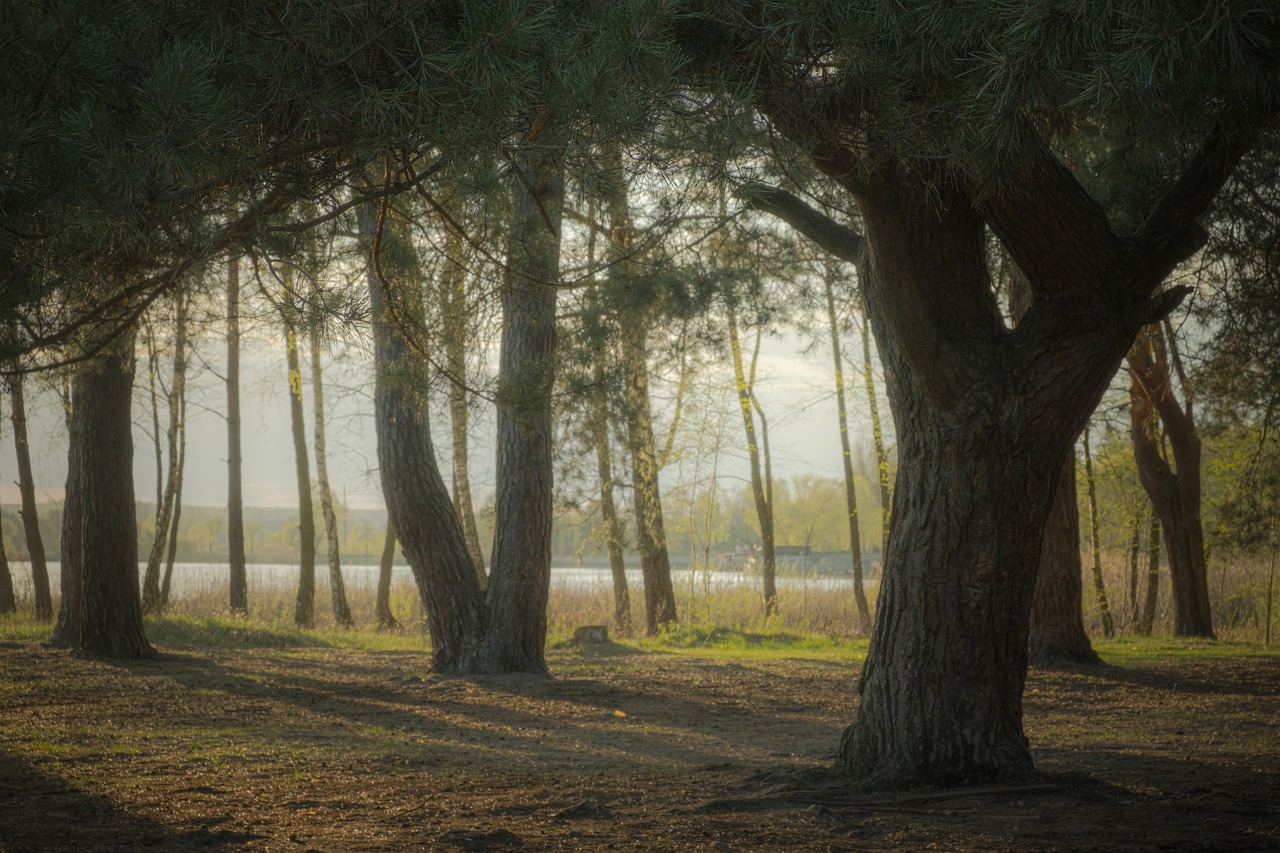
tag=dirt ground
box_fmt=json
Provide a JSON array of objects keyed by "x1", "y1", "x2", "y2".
[{"x1": 0, "y1": 639, "x2": 1277, "y2": 852}]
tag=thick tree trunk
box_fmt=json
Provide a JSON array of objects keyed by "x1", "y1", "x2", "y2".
[
  {"x1": 824, "y1": 264, "x2": 872, "y2": 630},
  {"x1": 1128, "y1": 327, "x2": 1214, "y2": 637},
  {"x1": 284, "y1": 319, "x2": 317, "y2": 628},
  {"x1": 363, "y1": 200, "x2": 486, "y2": 671},
  {"x1": 483, "y1": 133, "x2": 564, "y2": 672},
  {"x1": 227, "y1": 252, "x2": 248, "y2": 614},
  {"x1": 727, "y1": 310, "x2": 777, "y2": 616},
  {"x1": 143, "y1": 293, "x2": 187, "y2": 614},
  {"x1": 1082, "y1": 428, "x2": 1116, "y2": 638},
  {"x1": 310, "y1": 324, "x2": 353, "y2": 628},
  {"x1": 7, "y1": 372, "x2": 52, "y2": 620},
  {"x1": 375, "y1": 522, "x2": 399, "y2": 630},
  {"x1": 49, "y1": 334, "x2": 154, "y2": 658},
  {"x1": 441, "y1": 224, "x2": 488, "y2": 586},
  {"x1": 1029, "y1": 460, "x2": 1101, "y2": 665}
]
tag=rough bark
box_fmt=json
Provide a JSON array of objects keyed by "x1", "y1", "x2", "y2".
[
  {"x1": 1128, "y1": 326, "x2": 1215, "y2": 637},
  {"x1": 284, "y1": 319, "x2": 316, "y2": 628},
  {"x1": 143, "y1": 293, "x2": 187, "y2": 614},
  {"x1": 727, "y1": 308, "x2": 777, "y2": 616},
  {"x1": 227, "y1": 252, "x2": 248, "y2": 614},
  {"x1": 1029, "y1": 460, "x2": 1101, "y2": 666},
  {"x1": 862, "y1": 313, "x2": 892, "y2": 561},
  {"x1": 375, "y1": 522, "x2": 399, "y2": 630},
  {"x1": 6, "y1": 372, "x2": 52, "y2": 620},
  {"x1": 483, "y1": 131, "x2": 564, "y2": 671},
  {"x1": 363, "y1": 199, "x2": 486, "y2": 671},
  {"x1": 310, "y1": 324, "x2": 353, "y2": 628},
  {"x1": 823, "y1": 263, "x2": 872, "y2": 630},
  {"x1": 49, "y1": 334, "x2": 154, "y2": 658},
  {"x1": 0, "y1": 524, "x2": 14, "y2": 614},
  {"x1": 1082, "y1": 428, "x2": 1116, "y2": 638}
]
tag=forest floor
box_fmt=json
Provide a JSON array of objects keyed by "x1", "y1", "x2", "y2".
[{"x1": 0, "y1": 629, "x2": 1277, "y2": 852}]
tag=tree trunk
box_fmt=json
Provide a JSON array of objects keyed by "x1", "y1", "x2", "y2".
[
  {"x1": 441, "y1": 223, "x2": 488, "y2": 586},
  {"x1": 727, "y1": 308, "x2": 777, "y2": 616},
  {"x1": 1029, "y1": 460, "x2": 1101, "y2": 665},
  {"x1": 363, "y1": 199, "x2": 486, "y2": 671},
  {"x1": 227, "y1": 251, "x2": 249, "y2": 615},
  {"x1": 6, "y1": 372, "x2": 52, "y2": 620},
  {"x1": 591, "y1": 384, "x2": 631, "y2": 635},
  {"x1": 310, "y1": 324, "x2": 353, "y2": 628},
  {"x1": 1139, "y1": 505, "x2": 1161, "y2": 635},
  {"x1": 159, "y1": 365, "x2": 186, "y2": 608},
  {"x1": 483, "y1": 129, "x2": 564, "y2": 672},
  {"x1": 143, "y1": 293, "x2": 187, "y2": 614},
  {"x1": 375, "y1": 521, "x2": 399, "y2": 630},
  {"x1": 823, "y1": 262, "x2": 872, "y2": 630},
  {"x1": 1128, "y1": 326, "x2": 1214, "y2": 637},
  {"x1": 284, "y1": 318, "x2": 317, "y2": 628},
  {"x1": 49, "y1": 334, "x2": 154, "y2": 658},
  {"x1": 1127, "y1": 508, "x2": 1142, "y2": 627},
  {"x1": 0, "y1": 524, "x2": 14, "y2": 615},
  {"x1": 1081, "y1": 428, "x2": 1116, "y2": 638}
]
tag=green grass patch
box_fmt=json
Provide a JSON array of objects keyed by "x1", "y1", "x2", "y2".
[
  {"x1": 636, "y1": 623, "x2": 867, "y2": 662},
  {"x1": 0, "y1": 613, "x2": 51, "y2": 643},
  {"x1": 144, "y1": 613, "x2": 432, "y2": 652},
  {"x1": 1094, "y1": 635, "x2": 1278, "y2": 666}
]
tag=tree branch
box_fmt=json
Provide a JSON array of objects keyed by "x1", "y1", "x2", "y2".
[{"x1": 735, "y1": 182, "x2": 864, "y2": 263}]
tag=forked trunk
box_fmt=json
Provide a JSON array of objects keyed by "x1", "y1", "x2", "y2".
[
  {"x1": 49, "y1": 333, "x2": 154, "y2": 658},
  {"x1": 143, "y1": 293, "x2": 187, "y2": 614}
]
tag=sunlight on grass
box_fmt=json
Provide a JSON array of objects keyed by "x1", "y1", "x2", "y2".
[
  {"x1": 144, "y1": 613, "x2": 432, "y2": 652},
  {"x1": 0, "y1": 614, "x2": 50, "y2": 643},
  {"x1": 1094, "y1": 635, "x2": 1276, "y2": 665}
]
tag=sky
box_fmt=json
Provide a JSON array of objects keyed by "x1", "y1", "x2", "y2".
[{"x1": 0, "y1": 325, "x2": 891, "y2": 513}]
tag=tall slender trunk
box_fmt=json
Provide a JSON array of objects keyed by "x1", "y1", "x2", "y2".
[
  {"x1": 363, "y1": 198, "x2": 486, "y2": 671},
  {"x1": 143, "y1": 293, "x2": 187, "y2": 614},
  {"x1": 590, "y1": 375, "x2": 631, "y2": 632},
  {"x1": 1082, "y1": 427, "x2": 1116, "y2": 638},
  {"x1": 1127, "y1": 509, "x2": 1142, "y2": 627},
  {"x1": 484, "y1": 128, "x2": 564, "y2": 671},
  {"x1": 727, "y1": 308, "x2": 777, "y2": 616},
  {"x1": 1128, "y1": 326, "x2": 1214, "y2": 637},
  {"x1": 310, "y1": 324, "x2": 353, "y2": 628},
  {"x1": 159, "y1": 381, "x2": 185, "y2": 609},
  {"x1": 861, "y1": 313, "x2": 892, "y2": 561},
  {"x1": 6, "y1": 371, "x2": 51, "y2": 620},
  {"x1": 49, "y1": 333, "x2": 154, "y2": 658},
  {"x1": 227, "y1": 252, "x2": 248, "y2": 614},
  {"x1": 284, "y1": 318, "x2": 316, "y2": 628},
  {"x1": 1139, "y1": 505, "x2": 1161, "y2": 635},
  {"x1": 823, "y1": 262, "x2": 871, "y2": 630},
  {"x1": 0, "y1": 522, "x2": 14, "y2": 615},
  {"x1": 375, "y1": 522, "x2": 399, "y2": 630},
  {"x1": 441, "y1": 224, "x2": 487, "y2": 585}
]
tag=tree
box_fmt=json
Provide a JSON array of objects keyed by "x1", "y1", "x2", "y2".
[
  {"x1": 142, "y1": 292, "x2": 188, "y2": 614},
  {"x1": 283, "y1": 312, "x2": 317, "y2": 629},
  {"x1": 48, "y1": 333, "x2": 153, "y2": 658},
  {"x1": 1082, "y1": 426, "x2": 1117, "y2": 638},
  {"x1": 309, "y1": 324, "x2": 354, "y2": 628},
  {"x1": 5, "y1": 370, "x2": 52, "y2": 620},
  {"x1": 821, "y1": 261, "x2": 872, "y2": 630},
  {"x1": 227, "y1": 250, "x2": 248, "y2": 614},
  {"x1": 1129, "y1": 325, "x2": 1215, "y2": 637},
  {"x1": 375, "y1": 522, "x2": 399, "y2": 631},
  {"x1": 703, "y1": 4, "x2": 1265, "y2": 785}
]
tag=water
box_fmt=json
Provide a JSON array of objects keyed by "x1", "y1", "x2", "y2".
[{"x1": 7, "y1": 560, "x2": 861, "y2": 598}]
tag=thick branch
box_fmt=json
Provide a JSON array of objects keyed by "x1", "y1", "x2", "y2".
[{"x1": 736, "y1": 182, "x2": 864, "y2": 262}]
